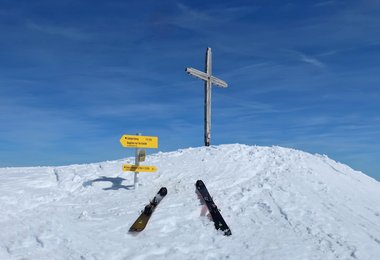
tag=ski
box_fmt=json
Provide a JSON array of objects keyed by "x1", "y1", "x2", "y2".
[
  {"x1": 195, "y1": 180, "x2": 232, "y2": 236},
  {"x1": 129, "y1": 187, "x2": 167, "y2": 232}
]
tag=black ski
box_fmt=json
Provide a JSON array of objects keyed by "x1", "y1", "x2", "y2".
[
  {"x1": 195, "y1": 180, "x2": 232, "y2": 236},
  {"x1": 129, "y1": 187, "x2": 167, "y2": 232}
]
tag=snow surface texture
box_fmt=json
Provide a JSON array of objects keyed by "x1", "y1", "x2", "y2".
[{"x1": 1, "y1": 144, "x2": 379, "y2": 260}]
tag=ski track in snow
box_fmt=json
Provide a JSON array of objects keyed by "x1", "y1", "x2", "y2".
[{"x1": 0, "y1": 144, "x2": 379, "y2": 260}]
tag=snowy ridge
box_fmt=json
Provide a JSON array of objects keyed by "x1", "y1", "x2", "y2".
[{"x1": 0, "y1": 144, "x2": 379, "y2": 259}]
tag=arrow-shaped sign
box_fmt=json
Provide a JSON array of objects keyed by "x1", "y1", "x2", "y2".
[
  {"x1": 120, "y1": 135, "x2": 158, "y2": 148},
  {"x1": 122, "y1": 164, "x2": 157, "y2": 172}
]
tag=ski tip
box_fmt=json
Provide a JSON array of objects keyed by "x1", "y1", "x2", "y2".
[
  {"x1": 159, "y1": 187, "x2": 167, "y2": 196},
  {"x1": 195, "y1": 180, "x2": 205, "y2": 188},
  {"x1": 129, "y1": 228, "x2": 141, "y2": 233}
]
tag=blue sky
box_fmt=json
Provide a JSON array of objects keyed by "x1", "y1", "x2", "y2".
[{"x1": 0, "y1": 0, "x2": 379, "y2": 180}]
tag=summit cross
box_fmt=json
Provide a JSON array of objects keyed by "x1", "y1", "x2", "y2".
[{"x1": 185, "y1": 47, "x2": 228, "y2": 146}]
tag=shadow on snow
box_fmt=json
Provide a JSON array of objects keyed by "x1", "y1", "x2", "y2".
[{"x1": 83, "y1": 176, "x2": 134, "y2": 190}]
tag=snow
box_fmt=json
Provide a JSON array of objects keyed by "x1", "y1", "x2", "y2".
[{"x1": 1, "y1": 144, "x2": 380, "y2": 260}]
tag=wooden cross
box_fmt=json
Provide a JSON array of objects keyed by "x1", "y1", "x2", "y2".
[{"x1": 186, "y1": 47, "x2": 228, "y2": 146}]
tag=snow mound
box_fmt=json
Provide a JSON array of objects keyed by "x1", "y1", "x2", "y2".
[{"x1": 0, "y1": 144, "x2": 379, "y2": 259}]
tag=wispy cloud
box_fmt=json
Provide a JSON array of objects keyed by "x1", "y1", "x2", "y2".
[
  {"x1": 86, "y1": 103, "x2": 183, "y2": 119},
  {"x1": 0, "y1": 97, "x2": 97, "y2": 144},
  {"x1": 284, "y1": 49, "x2": 326, "y2": 68},
  {"x1": 299, "y1": 53, "x2": 325, "y2": 68},
  {"x1": 155, "y1": 3, "x2": 255, "y2": 33},
  {"x1": 313, "y1": 1, "x2": 336, "y2": 7},
  {"x1": 26, "y1": 21, "x2": 90, "y2": 40}
]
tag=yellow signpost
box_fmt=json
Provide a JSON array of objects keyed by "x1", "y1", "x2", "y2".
[
  {"x1": 120, "y1": 135, "x2": 158, "y2": 148},
  {"x1": 120, "y1": 133, "x2": 158, "y2": 189},
  {"x1": 122, "y1": 164, "x2": 157, "y2": 172}
]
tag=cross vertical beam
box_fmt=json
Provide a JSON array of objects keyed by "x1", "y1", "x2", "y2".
[
  {"x1": 186, "y1": 47, "x2": 228, "y2": 147},
  {"x1": 204, "y1": 48, "x2": 212, "y2": 146}
]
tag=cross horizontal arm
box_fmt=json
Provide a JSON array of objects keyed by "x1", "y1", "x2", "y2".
[
  {"x1": 186, "y1": 67, "x2": 208, "y2": 81},
  {"x1": 210, "y1": 75, "x2": 228, "y2": 88},
  {"x1": 185, "y1": 67, "x2": 228, "y2": 88}
]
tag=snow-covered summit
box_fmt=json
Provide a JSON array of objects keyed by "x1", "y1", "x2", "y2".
[{"x1": 1, "y1": 144, "x2": 379, "y2": 259}]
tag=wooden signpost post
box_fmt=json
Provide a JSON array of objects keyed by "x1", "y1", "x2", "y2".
[
  {"x1": 120, "y1": 133, "x2": 158, "y2": 189},
  {"x1": 185, "y1": 47, "x2": 228, "y2": 146}
]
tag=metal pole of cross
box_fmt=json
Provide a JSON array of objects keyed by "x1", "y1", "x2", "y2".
[{"x1": 119, "y1": 133, "x2": 158, "y2": 189}]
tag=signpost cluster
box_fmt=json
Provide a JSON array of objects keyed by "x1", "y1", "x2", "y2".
[{"x1": 120, "y1": 134, "x2": 158, "y2": 189}]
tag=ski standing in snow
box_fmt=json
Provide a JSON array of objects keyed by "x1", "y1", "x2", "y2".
[
  {"x1": 129, "y1": 187, "x2": 168, "y2": 232},
  {"x1": 195, "y1": 180, "x2": 232, "y2": 236}
]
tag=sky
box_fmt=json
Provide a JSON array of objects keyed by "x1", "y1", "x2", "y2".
[{"x1": 0, "y1": 0, "x2": 379, "y2": 180}]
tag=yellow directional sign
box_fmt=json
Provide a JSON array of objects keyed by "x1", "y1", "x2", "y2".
[
  {"x1": 122, "y1": 164, "x2": 157, "y2": 172},
  {"x1": 120, "y1": 135, "x2": 158, "y2": 148}
]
